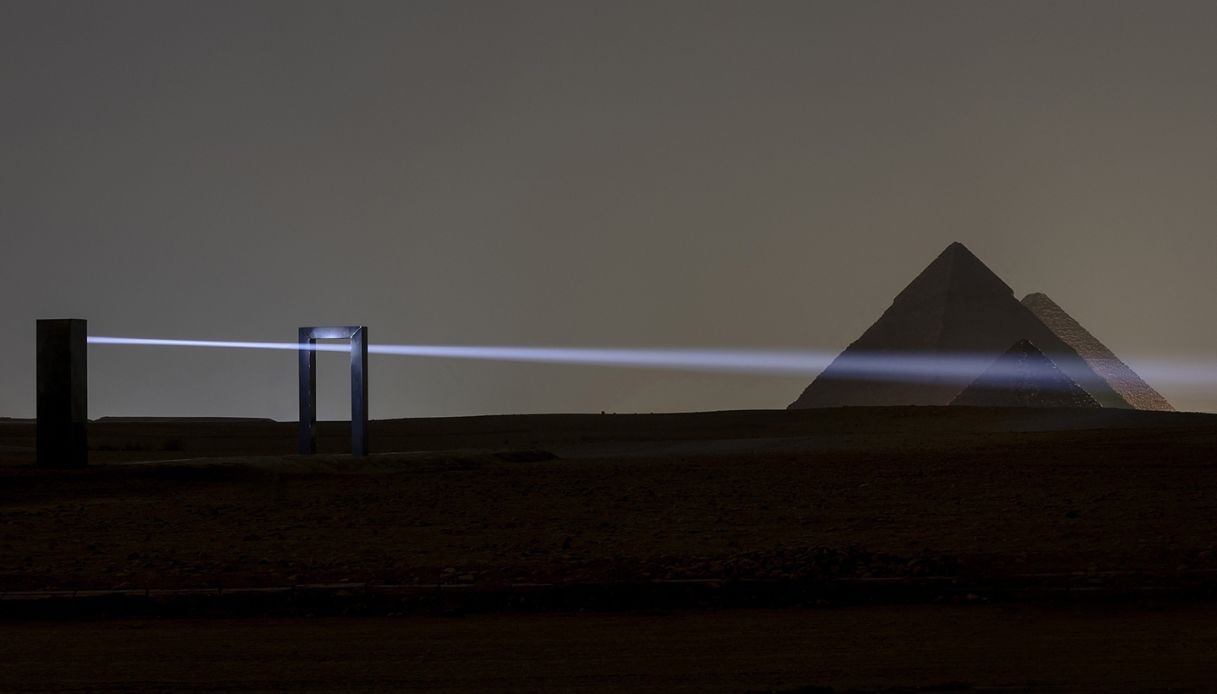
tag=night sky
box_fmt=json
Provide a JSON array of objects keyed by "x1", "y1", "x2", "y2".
[{"x1": 4, "y1": 1, "x2": 1215, "y2": 419}]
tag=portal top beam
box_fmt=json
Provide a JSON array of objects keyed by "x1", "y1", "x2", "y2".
[{"x1": 301, "y1": 326, "x2": 364, "y2": 341}]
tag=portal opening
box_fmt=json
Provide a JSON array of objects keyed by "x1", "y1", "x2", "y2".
[{"x1": 298, "y1": 326, "x2": 368, "y2": 456}]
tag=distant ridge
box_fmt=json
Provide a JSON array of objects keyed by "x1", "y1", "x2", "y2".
[
  {"x1": 95, "y1": 417, "x2": 277, "y2": 423},
  {"x1": 1022, "y1": 292, "x2": 1173, "y2": 412},
  {"x1": 788, "y1": 243, "x2": 1129, "y2": 409},
  {"x1": 950, "y1": 339, "x2": 1101, "y2": 408}
]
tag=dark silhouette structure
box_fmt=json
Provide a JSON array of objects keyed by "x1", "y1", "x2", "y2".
[
  {"x1": 36, "y1": 319, "x2": 88, "y2": 467},
  {"x1": 298, "y1": 326, "x2": 369, "y2": 456},
  {"x1": 789, "y1": 243, "x2": 1129, "y2": 409}
]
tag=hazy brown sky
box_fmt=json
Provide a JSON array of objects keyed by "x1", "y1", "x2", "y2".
[{"x1": 4, "y1": 0, "x2": 1216, "y2": 418}]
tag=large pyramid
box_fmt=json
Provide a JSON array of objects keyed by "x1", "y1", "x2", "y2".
[
  {"x1": 1021, "y1": 292, "x2": 1173, "y2": 411},
  {"x1": 788, "y1": 243, "x2": 1130, "y2": 409},
  {"x1": 949, "y1": 339, "x2": 1101, "y2": 408}
]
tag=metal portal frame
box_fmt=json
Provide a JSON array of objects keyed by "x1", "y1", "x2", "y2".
[{"x1": 298, "y1": 326, "x2": 369, "y2": 456}]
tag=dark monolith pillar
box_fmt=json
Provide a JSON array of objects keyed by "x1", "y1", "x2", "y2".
[{"x1": 37, "y1": 319, "x2": 88, "y2": 467}]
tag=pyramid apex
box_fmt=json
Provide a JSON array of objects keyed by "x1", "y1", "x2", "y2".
[
  {"x1": 1008, "y1": 338, "x2": 1040, "y2": 352},
  {"x1": 941, "y1": 241, "x2": 976, "y2": 257},
  {"x1": 933, "y1": 242, "x2": 989, "y2": 271},
  {"x1": 887, "y1": 242, "x2": 1012, "y2": 309}
]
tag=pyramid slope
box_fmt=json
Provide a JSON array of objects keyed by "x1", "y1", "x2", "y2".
[
  {"x1": 950, "y1": 339, "x2": 1101, "y2": 408},
  {"x1": 1022, "y1": 293, "x2": 1173, "y2": 412},
  {"x1": 788, "y1": 243, "x2": 1130, "y2": 409}
]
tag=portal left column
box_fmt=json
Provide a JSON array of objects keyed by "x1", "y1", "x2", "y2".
[{"x1": 37, "y1": 319, "x2": 88, "y2": 467}]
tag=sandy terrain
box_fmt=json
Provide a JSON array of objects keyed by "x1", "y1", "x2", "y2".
[
  {"x1": 5, "y1": 605, "x2": 1217, "y2": 692},
  {"x1": 2, "y1": 407, "x2": 1216, "y2": 592},
  {"x1": 2, "y1": 407, "x2": 1216, "y2": 690}
]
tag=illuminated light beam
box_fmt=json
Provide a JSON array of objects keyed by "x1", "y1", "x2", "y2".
[
  {"x1": 86, "y1": 336, "x2": 837, "y2": 375},
  {"x1": 87, "y1": 336, "x2": 353, "y2": 353},
  {"x1": 364, "y1": 344, "x2": 838, "y2": 376},
  {"x1": 85, "y1": 336, "x2": 1217, "y2": 388},
  {"x1": 1112, "y1": 360, "x2": 1217, "y2": 389}
]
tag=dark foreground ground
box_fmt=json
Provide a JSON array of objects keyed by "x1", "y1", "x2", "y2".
[
  {"x1": 2, "y1": 407, "x2": 1216, "y2": 691},
  {"x1": 6, "y1": 605, "x2": 1217, "y2": 693}
]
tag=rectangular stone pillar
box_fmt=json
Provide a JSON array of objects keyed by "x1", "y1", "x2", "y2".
[{"x1": 37, "y1": 319, "x2": 88, "y2": 467}]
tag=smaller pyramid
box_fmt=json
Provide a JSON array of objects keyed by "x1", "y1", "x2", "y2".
[
  {"x1": 950, "y1": 339, "x2": 1101, "y2": 408},
  {"x1": 1022, "y1": 293, "x2": 1173, "y2": 411}
]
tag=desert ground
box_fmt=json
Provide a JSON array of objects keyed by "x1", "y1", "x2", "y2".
[{"x1": 2, "y1": 407, "x2": 1216, "y2": 691}]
